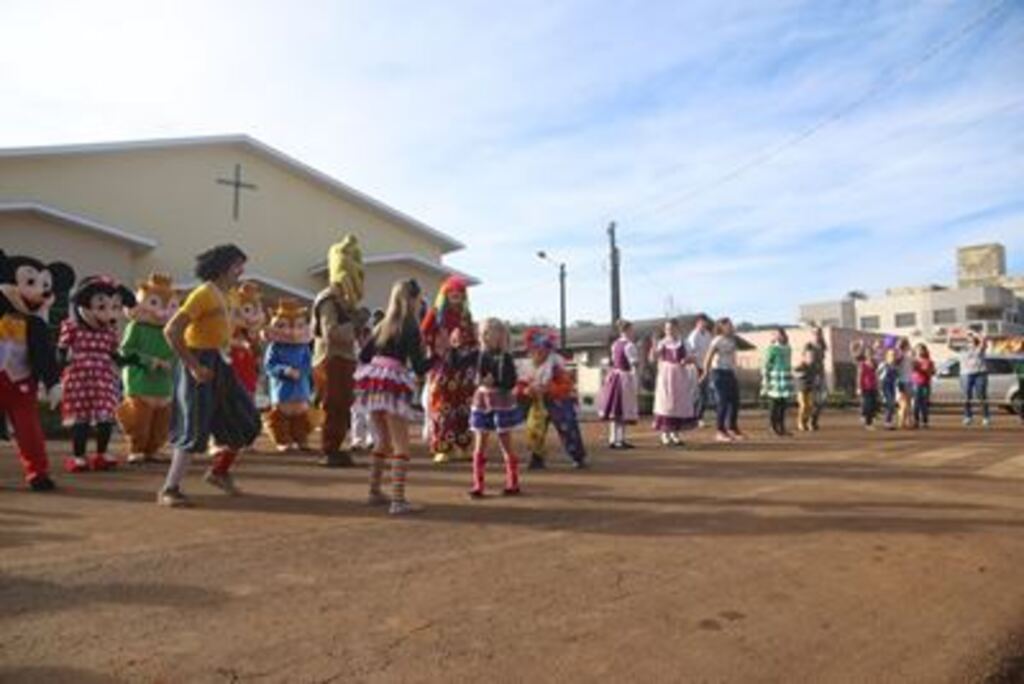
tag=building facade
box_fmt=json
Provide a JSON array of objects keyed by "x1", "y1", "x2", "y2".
[
  {"x1": 0, "y1": 135, "x2": 476, "y2": 308},
  {"x1": 799, "y1": 244, "x2": 1024, "y2": 345}
]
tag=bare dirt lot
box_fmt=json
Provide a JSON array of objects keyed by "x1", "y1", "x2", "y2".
[{"x1": 1, "y1": 412, "x2": 1023, "y2": 683}]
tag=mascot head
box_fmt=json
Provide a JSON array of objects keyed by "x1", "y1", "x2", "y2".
[
  {"x1": 0, "y1": 249, "x2": 76, "y2": 320},
  {"x1": 72, "y1": 275, "x2": 136, "y2": 330},
  {"x1": 131, "y1": 273, "x2": 178, "y2": 326},
  {"x1": 327, "y1": 234, "x2": 364, "y2": 307},
  {"x1": 265, "y1": 298, "x2": 311, "y2": 345},
  {"x1": 231, "y1": 281, "x2": 266, "y2": 336}
]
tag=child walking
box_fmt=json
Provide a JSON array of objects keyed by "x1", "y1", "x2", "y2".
[
  {"x1": 348, "y1": 310, "x2": 376, "y2": 452},
  {"x1": 354, "y1": 279, "x2": 430, "y2": 515},
  {"x1": 597, "y1": 320, "x2": 639, "y2": 449},
  {"x1": 701, "y1": 317, "x2": 744, "y2": 442},
  {"x1": 520, "y1": 328, "x2": 587, "y2": 470},
  {"x1": 650, "y1": 318, "x2": 698, "y2": 446},
  {"x1": 896, "y1": 338, "x2": 915, "y2": 428},
  {"x1": 852, "y1": 341, "x2": 879, "y2": 430},
  {"x1": 761, "y1": 327, "x2": 794, "y2": 437},
  {"x1": 911, "y1": 343, "x2": 935, "y2": 429},
  {"x1": 466, "y1": 318, "x2": 523, "y2": 498},
  {"x1": 793, "y1": 347, "x2": 816, "y2": 432},
  {"x1": 878, "y1": 347, "x2": 900, "y2": 430}
]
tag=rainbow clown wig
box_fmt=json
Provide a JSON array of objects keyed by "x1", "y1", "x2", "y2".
[{"x1": 421, "y1": 275, "x2": 473, "y2": 340}]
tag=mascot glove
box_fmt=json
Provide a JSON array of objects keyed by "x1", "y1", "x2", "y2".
[{"x1": 47, "y1": 384, "x2": 62, "y2": 410}]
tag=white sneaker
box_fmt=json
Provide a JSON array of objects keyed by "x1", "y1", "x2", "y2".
[
  {"x1": 660, "y1": 433, "x2": 671, "y2": 446},
  {"x1": 963, "y1": 417, "x2": 973, "y2": 426},
  {"x1": 983, "y1": 418, "x2": 991, "y2": 428},
  {"x1": 669, "y1": 433, "x2": 681, "y2": 445},
  {"x1": 388, "y1": 500, "x2": 423, "y2": 516},
  {"x1": 127, "y1": 453, "x2": 146, "y2": 465}
]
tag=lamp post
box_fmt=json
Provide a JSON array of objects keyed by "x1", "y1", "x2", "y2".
[{"x1": 537, "y1": 251, "x2": 568, "y2": 356}]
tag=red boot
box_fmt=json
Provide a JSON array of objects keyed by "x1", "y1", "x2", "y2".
[{"x1": 89, "y1": 453, "x2": 118, "y2": 471}]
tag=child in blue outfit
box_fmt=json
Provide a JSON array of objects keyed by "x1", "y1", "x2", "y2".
[{"x1": 262, "y1": 298, "x2": 320, "y2": 451}]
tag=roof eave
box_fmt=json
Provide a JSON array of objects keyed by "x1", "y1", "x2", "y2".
[{"x1": 0, "y1": 133, "x2": 465, "y2": 253}]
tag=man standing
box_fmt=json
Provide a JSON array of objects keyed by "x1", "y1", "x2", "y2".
[
  {"x1": 686, "y1": 313, "x2": 714, "y2": 426},
  {"x1": 313, "y1": 235, "x2": 364, "y2": 467},
  {"x1": 159, "y1": 244, "x2": 261, "y2": 507}
]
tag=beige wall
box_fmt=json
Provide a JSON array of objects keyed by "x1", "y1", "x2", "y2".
[
  {"x1": 0, "y1": 212, "x2": 137, "y2": 285},
  {"x1": 0, "y1": 143, "x2": 451, "y2": 297},
  {"x1": 359, "y1": 261, "x2": 445, "y2": 312}
]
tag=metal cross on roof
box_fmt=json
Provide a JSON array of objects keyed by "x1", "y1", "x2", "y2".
[{"x1": 215, "y1": 163, "x2": 258, "y2": 221}]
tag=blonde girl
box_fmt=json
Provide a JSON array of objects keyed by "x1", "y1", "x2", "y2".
[{"x1": 353, "y1": 279, "x2": 430, "y2": 515}]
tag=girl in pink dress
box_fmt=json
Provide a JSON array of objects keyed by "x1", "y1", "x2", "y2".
[{"x1": 650, "y1": 318, "x2": 698, "y2": 446}]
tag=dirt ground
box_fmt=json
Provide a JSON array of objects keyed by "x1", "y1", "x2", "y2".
[{"x1": 1, "y1": 411, "x2": 1023, "y2": 683}]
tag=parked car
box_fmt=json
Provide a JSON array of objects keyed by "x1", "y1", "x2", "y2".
[{"x1": 932, "y1": 354, "x2": 1023, "y2": 414}]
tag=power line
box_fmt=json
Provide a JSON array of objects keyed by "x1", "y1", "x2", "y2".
[{"x1": 612, "y1": 0, "x2": 1015, "y2": 233}]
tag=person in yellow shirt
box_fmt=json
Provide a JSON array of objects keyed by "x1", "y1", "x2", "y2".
[{"x1": 157, "y1": 244, "x2": 261, "y2": 508}]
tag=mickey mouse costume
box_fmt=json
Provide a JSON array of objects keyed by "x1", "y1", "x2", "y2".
[{"x1": 0, "y1": 250, "x2": 75, "y2": 490}]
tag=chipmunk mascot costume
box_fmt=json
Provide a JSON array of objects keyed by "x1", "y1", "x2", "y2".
[
  {"x1": 117, "y1": 274, "x2": 178, "y2": 464},
  {"x1": 59, "y1": 275, "x2": 136, "y2": 472},
  {"x1": 263, "y1": 298, "x2": 322, "y2": 451},
  {"x1": 421, "y1": 276, "x2": 477, "y2": 464},
  {"x1": 0, "y1": 250, "x2": 75, "y2": 490},
  {"x1": 311, "y1": 235, "x2": 363, "y2": 467},
  {"x1": 229, "y1": 281, "x2": 265, "y2": 399}
]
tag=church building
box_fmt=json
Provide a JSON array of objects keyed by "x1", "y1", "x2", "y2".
[{"x1": 0, "y1": 134, "x2": 475, "y2": 307}]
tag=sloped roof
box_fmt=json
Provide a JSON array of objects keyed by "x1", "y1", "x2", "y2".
[
  {"x1": 0, "y1": 201, "x2": 157, "y2": 250},
  {"x1": 0, "y1": 134, "x2": 464, "y2": 253}
]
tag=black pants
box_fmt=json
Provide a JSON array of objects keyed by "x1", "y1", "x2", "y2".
[
  {"x1": 72, "y1": 422, "x2": 113, "y2": 456},
  {"x1": 861, "y1": 390, "x2": 878, "y2": 425},
  {"x1": 769, "y1": 398, "x2": 788, "y2": 435}
]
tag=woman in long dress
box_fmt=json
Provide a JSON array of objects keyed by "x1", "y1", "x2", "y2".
[
  {"x1": 650, "y1": 318, "x2": 699, "y2": 446},
  {"x1": 597, "y1": 320, "x2": 639, "y2": 449}
]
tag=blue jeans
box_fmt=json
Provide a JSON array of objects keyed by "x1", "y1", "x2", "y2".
[
  {"x1": 711, "y1": 369, "x2": 739, "y2": 433},
  {"x1": 882, "y1": 378, "x2": 898, "y2": 425},
  {"x1": 695, "y1": 378, "x2": 716, "y2": 422},
  {"x1": 962, "y1": 373, "x2": 990, "y2": 420}
]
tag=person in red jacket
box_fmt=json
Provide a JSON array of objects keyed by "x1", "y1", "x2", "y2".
[{"x1": 911, "y1": 343, "x2": 936, "y2": 429}]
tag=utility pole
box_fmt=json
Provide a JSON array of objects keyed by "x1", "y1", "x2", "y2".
[
  {"x1": 558, "y1": 262, "x2": 567, "y2": 356},
  {"x1": 608, "y1": 221, "x2": 621, "y2": 325}
]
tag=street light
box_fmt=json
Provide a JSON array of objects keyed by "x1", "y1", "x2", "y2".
[{"x1": 536, "y1": 250, "x2": 568, "y2": 356}]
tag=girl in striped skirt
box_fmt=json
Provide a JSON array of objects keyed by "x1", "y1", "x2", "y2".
[{"x1": 354, "y1": 279, "x2": 430, "y2": 515}]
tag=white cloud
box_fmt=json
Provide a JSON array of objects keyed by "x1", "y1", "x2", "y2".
[{"x1": 1, "y1": 0, "x2": 1022, "y2": 325}]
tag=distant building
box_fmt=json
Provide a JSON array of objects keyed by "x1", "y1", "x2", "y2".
[{"x1": 799, "y1": 243, "x2": 1024, "y2": 344}]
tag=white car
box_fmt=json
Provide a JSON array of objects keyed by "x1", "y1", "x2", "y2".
[{"x1": 932, "y1": 354, "x2": 1024, "y2": 415}]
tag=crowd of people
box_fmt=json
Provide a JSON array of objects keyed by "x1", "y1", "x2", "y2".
[{"x1": 0, "y1": 240, "x2": 1020, "y2": 518}]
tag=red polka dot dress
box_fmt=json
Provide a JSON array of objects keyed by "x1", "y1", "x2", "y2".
[{"x1": 59, "y1": 320, "x2": 121, "y2": 426}]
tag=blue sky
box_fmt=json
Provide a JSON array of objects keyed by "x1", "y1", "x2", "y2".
[{"x1": 2, "y1": 0, "x2": 1022, "y2": 324}]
